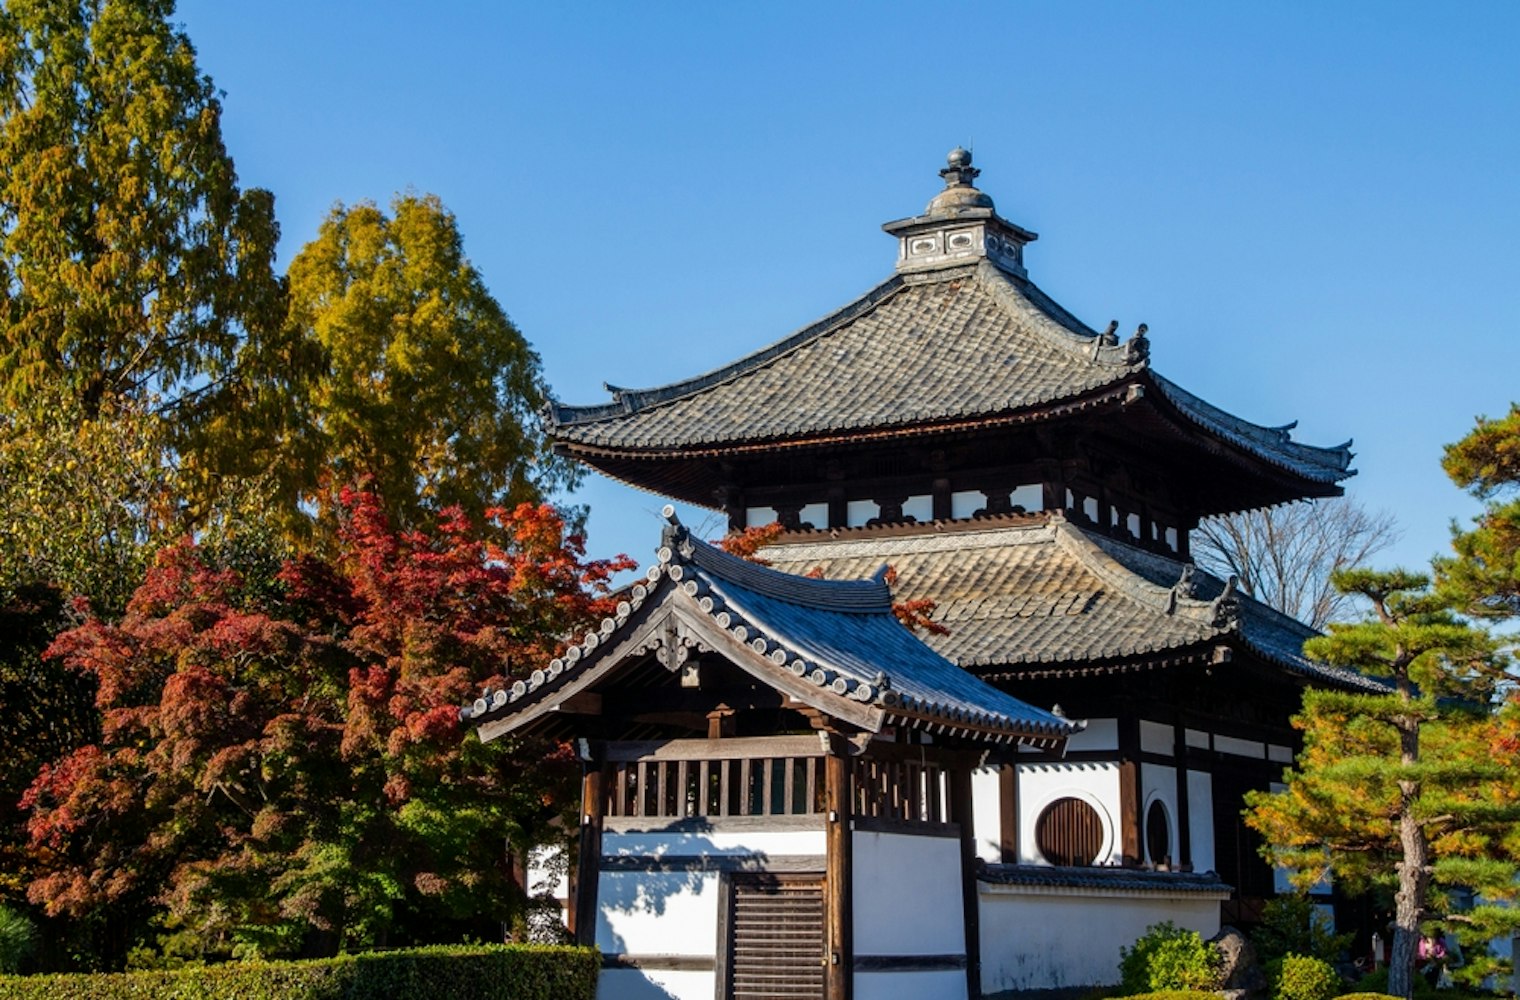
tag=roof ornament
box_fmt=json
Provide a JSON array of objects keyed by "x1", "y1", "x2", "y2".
[
  {"x1": 1099, "y1": 320, "x2": 1120, "y2": 347},
  {"x1": 925, "y1": 147, "x2": 995, "y2": 216},
  {"x1": 1124, "y1": 323, "x2": 1150, "y2": 365},
  {"x1": 1166, "y1": 563, "x2": 1198, "y2": 615},
  {"x1": 1211, "y1": 575, "x2": 1241, "y2": 628}
]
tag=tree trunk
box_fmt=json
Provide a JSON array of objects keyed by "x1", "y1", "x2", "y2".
[{"x1": 1389, "y1": 718, "x2": 1429, "y2": 1000}]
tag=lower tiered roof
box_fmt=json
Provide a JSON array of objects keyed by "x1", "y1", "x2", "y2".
[{"x1": 760, "y1": 513, "x2": 1384, "y2": 692}]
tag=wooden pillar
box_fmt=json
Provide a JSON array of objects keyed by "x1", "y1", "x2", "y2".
[
  {"x1": 572, "y1": 760, "x2": 606, "y2": 947},
  {"x1": 998, "y1": 764, "x2": 1019, "y2": 863},
  {"x1": 1118, "y1": 718, "x2": 1142, "y2": 867},
  {"x1": 825, "y1": 744, "x2": 853, "y2": 1000},
  {"x1": 950, "y1": 764, "x2": 983, "y2": 1000},
  {"x1": 1173, "y1": 719, "x2": 1193, "y2": 870}
]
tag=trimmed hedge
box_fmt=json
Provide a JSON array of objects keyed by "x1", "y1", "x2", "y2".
[
  {"x1": 1111, "y1": 992, "x2": 1222, "y2": 1000},
  {"x1": 0, "y1": 943, "x2": 599, "y2": 1000},
  {"x1": 1339, "y1": 994, "x2": 1401, "y2": 1000}
]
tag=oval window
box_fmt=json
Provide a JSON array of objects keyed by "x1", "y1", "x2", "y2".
[
  {"x1": 1035, "y1": 797, "x2": 1104, "y2": 866},
  {"x1": 1146, "y1": 799, "x2": 1171, "y2": 867}
]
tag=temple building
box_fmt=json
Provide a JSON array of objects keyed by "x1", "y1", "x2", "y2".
[{"x1": 465, "y1": 150, "x2": 1379, "y2": 1000}]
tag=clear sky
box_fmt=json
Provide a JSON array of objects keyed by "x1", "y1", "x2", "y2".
[{"x1": 177, "y1": 0, "x2": 1520, "y2": 577}]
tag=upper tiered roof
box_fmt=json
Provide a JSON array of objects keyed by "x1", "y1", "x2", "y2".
[{"x1": 547, "y1": 150, "x2": 1353, "y2": 516}]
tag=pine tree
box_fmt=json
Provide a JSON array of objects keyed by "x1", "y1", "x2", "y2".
[{"x1": 1246, "y1": 569, "x2": 1517, "y2": 1000}]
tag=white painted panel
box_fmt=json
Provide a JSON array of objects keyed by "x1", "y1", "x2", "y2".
[
  {"x1": 1185, "y1": 728, "x2": 1210, "y2": 750},
  {"x1": 951, "y1": 490, "x2": 983, "y2": 519},
  {"x1": 1215, "y1": 735, "x2": 1265, "y2": 759},
  {"x1": 973, "y1": 766, "x2": 1002, "y2": 863},
  {"x1": 1139, "y1": 720, "x2": 1174, "y2": 756},
  {"x1": 1165, "y1": 527, "x2": 1179, "y2": 551},
  {"x1": 1141, "y1": 764, "x2": 1177, "y2": 867},
  {"x1": 1187, "y1": 770, "x2": 1215, "y2": 874},
  {"x1": 1127, "y1": 512, "x2": 1142, "y2": 537},
  {"x1": 1083, "y1": 497, "x2": 1099, "y2": 521},
  {"x1": 596, "y1": 968, "x2": 714, "y2": 1000},
  {"x1": 902, "y1": 495, "x2": 933, "y2": 522},
  {"x1": 1065, "y1": 717, "x2": 1117, "y2": 751},
  {"x1": 853, "y1": 831, "x2": 964, "y2": 955},
  {"x1": 856, "y1": 969, "x2": 967, "y2": 999},
  {"x1": 1065, "y1": 488, "x2": 1075, "y2": 510},
  {"x1": 1009, "y1": 483, "x2": 1042, "y2": 512},
  {"x1": 597, "y1": 870, "x2": 719, "y2": 956},
  {"x1": 528, "y1": 844, "x2": 568, "y2": 901},
  {"x1": 1268, "y1": 743, "x2": 1293, "y2": 763},
  {"x1": 798, "y1": 502, "x2": 829, "y2": 530},
  {"x1": 603, "y1": 829, "x2": 826, "y2": 857},
  {"x1": 1018, "y1": 762, "x2": 1119, "y2": 866},
  {"x1": 979, "y1": 888, "x2": 1220, "y2": 993},
  {"x1": 745, "y1": 506, "x2": 777, "y2": 528},
  {"x1": 847, "y1": 499, "x2": 878, "y2": 527}
]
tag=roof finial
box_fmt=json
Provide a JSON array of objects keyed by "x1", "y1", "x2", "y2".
[{"x1": 941, "y1": 147, "x2": 980, "y2": 189}]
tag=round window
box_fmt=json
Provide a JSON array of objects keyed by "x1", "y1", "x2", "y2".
[
  {"x1": 1146, "y1": 799, "x2": 1171, "y2": 867},
  {"x1": 1035, "y1": 796, "x2": 1104, "y2": 866}
]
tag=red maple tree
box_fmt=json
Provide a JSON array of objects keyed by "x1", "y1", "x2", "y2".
[{"x1": 22, "y1": 489, "x2": 632, "y2": 961}]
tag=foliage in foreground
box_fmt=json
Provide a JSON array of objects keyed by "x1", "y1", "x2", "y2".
[
  {"x1": 1251, "y1": 895, "x2": 1351, "y2": 966},
  {"x1": 0, "y1": 943, "x2": 598, "y2": 1000},
  {"x1": 19, "y1": 491, "x2": 631, "y2": 966},
  {"x1": 1118, "y1": 922, "x2": 1222, "y2": 995},
  {"x1": 1269, "y1": 953, "x2": 1341, "y2": 1000}
]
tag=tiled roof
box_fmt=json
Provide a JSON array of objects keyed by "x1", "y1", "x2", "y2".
[
  {"x1": 760, "y1": 516, "x2": 1385, "y2": 693},
  {"x1": 464, "y1": 510, "x2": 1080, "y2": 747},
  {"x1": 979, "y1": 864, "x2": 1232, "y2": 896},
  {"x1": 547, "y1": 260, "x2": 1352, "y2": 484}
]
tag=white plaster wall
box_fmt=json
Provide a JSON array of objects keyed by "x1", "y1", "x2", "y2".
[
  {"x1": 603, "y1": 828, "x2": 826, "y2": 857},
  {"x1": 597, "y1": 870, "x2": 720, "y2": 957},
  {"x1": 853, "y1": 831, "x2": 964, "y2": 956},
  {"x1": 903, "y1": 495, "x2": 934, "y2": 522},
  {"x1": 951, "y1": 490, "x2": 983, "y2": 519},
  {"x1": 1186, "y1": 769, "x2": 1215, "y2": 874},
  {"x1": 596, "y1": 968, "x2": 713, "y2": 1000},
  {"x1": 799, "y1": 501, "x2": 829, "y2": 529},
  {"x1": 745, "y1": 506, "x2": 777, "y2": 528},
  {"x1": 979, "y1": 889, "x2": 1222, "y2": 993},
  {"x1": 1009, "y1": 483, "x2": 1042, "y2": 512},
  {"x1": 1017, "y1": 762, "x2": 1120, "y2": 866},
  {"x1": 857, "y1": 969, "x2": 967, "y2": 1000},
  {"x1": 1066, "y1": 718, "x2": 1117, "y2": 752},
  {"x1": 973, "y1": 766, "x2": 1001, "y2": 863},
  {"x1": 1139, "y1": 720, "x2": 1174, "y2": 756}
]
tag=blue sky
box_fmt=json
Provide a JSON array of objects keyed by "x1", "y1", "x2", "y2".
[{"x1": 178, "y1": 1, "x2": 1520, "y2": 576}]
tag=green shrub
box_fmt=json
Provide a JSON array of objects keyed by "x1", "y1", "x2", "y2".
[
  {"x1": 0, "y1": 908, "x2": 33, "y2": 975},
  {"x1": 1253, "y1": 895, "x2": 1351, "y2": 964},
  {"x1": 1353, "y1": 967, "x2": 1438, "y2": 1000},
  {"x1": 1113, "y1": 992, "x2": 1221, "y2": 1000},
  {"x1": 1119, "y1": 922, "x2": 1223, "y2": 994},
  {"x1": 1271, "y1": 953, "x2": 1340, "y2": 1000},
  {"x1": 0, "y1": 943, "x2": 599, "y2": 1000},
  {"x1": 1338, "y1": 993, "x2": 1401, "y2": 1000}
]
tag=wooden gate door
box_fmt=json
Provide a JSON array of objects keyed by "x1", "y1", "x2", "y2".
[{"x1": 722, "y1": 873, "x2": 826, "y2": 999}]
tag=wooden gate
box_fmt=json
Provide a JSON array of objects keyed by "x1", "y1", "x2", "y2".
[{"x1": 722, "y1": 873, "x2": 826, "y2": 999}]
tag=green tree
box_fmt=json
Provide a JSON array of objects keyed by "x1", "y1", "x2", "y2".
[
  {"x1": 1246, "y1": 569, "x2": 1517, "y2": 1000},
  {"x1": 1439, "y1": 404, "x2": 1520, "y2": 617},
  {"x1": 279, "y1": 194, "x2": 578, "y2": 538},
  {"x1": 0, "y1": 0, "x2": 293, "y2": 444}
]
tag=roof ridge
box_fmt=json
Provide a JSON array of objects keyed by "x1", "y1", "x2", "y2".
[
  {"x1": 1050, "y1": 517, "x2": 1223, "y2": 630},
  {"x1": 973, "y1": 261, "x2": 1149, "y2": 372},
  {"x1": 547, "y1": 273, "x2": 907, "y2": 427},
  {"x1": 766, "y1": 518, "x2": 1058, "y2": 559},
  {"x1": 667, "y1": 522, "x2": 894, "y2": 613}
]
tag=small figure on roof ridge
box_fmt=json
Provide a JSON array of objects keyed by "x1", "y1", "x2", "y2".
[
  {"x1": 1212, "y1": 575, "x2": 1241, "y2": 628},
  {"x1": 1099, "y1": 320, "x2": 1120, "y2": 347},
  {"x1": 1125, "y1": 323, "x2": 1150, "y2": 365}
]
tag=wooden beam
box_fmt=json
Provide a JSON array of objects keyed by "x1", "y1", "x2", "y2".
[
  {"x1": 998, "y1": 764, "x2": 1019, "y2": 864},
  {"x1": 572, "y1": 760, "x2": 607, "y2": 946},
  {"x1": 825, "y1": 743, "x2": 853, "y2": 1000},
  {"x1": 950, "y1": 764, "x2": 982, "y2": 999},
  {"x1": 1118, "y1": 717, "x2": 1142, "y2": 867}
]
